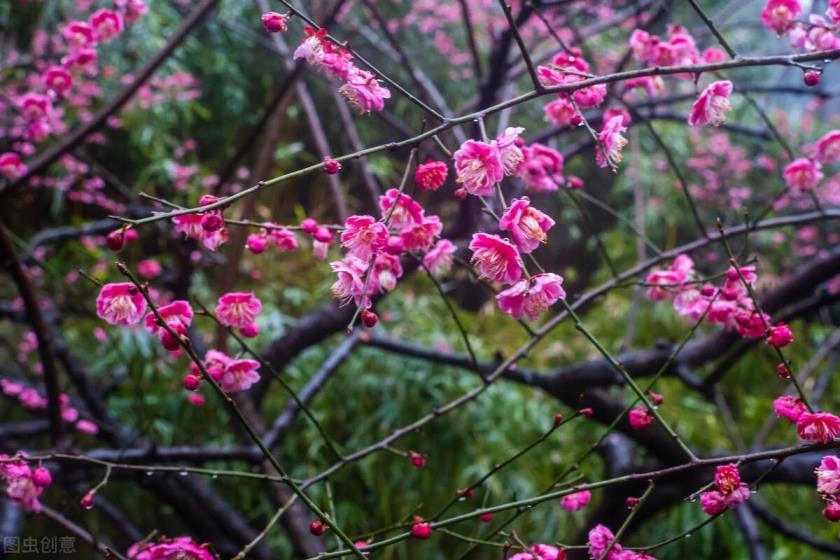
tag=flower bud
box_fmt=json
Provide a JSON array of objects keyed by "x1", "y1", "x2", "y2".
[
  {"x1": 261, "y1": 11, "x2": 289, "y2": 33},
  {"x1": 32, "y1": 466, "x2": 52, "y2": 487},
  {"x1": 804, "y1": 71, "x2": 821, "y2": 87},
  {"x1": 106, "y1": 230, "x2": 125, "y2": 251},
  {"x1": 323, "y1": 157, "x2": 342, "y2": 175},
  {"x1": 361, "y1": 310, "x2": 378, "y2": 328},
  {"x1": 246, "y1": 234, "x2": 269, "y2": 254},
  {"x1": 309, "y1": 520, "x2": 328, "y2": 536},
  {"x1": 183, "y1": 374, "x2": 201, "y2": 391},
  {"x1": 411, "y1": 522, "x2": 432, "y2": 539},
  {"x1": 80, "y1": 491, "x2": 96, "y2": 510}
]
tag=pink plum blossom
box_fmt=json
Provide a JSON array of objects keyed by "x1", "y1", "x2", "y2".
[
  {"x1": 499, "y1": 197, "x2": 555, "y2": 253},
  {"x1": 543, "y1": 96, "x2": 579, "y2": 128},
  {"x1": 815, "y1": 131, "x2": 840, "y2": 164},
  {"x1": 596, "y1": 116, "x2": 628, "y2": 168},
  {"x1": 495, "y1": 127, "x2": 526, "y2": 176},
  {"x1": 761, "y1": 0, "x2": 801, "y2": 34},
  {"x1": 415, "y1": 160, "x2": 448, "y2": 191},
  {"x1": 144, "y1": 300, "x2": 193, "y2": 336},
  {"x1": 517, "y1": 144, "x2": 564, "y2": 192},
  {"x1": 469, "y1": 233, "x2": 522, "y2": 284},
  {"x1": 628, "y1": 407, "x2": 654, "y2": 431},
  {"x1": 330, "y1": 256, "x2": 370, "y2": 307},
  {"x1": 339, "y1": 66, "x2": 391, "y2": 114},
  {"x1": 379, "y1": 188, "x2": 424, "y2": 231},
  {"x1": 341, "y1": 215, "x2": 388, "y2": 260},
  {"x1": 816, "y1": 455, "x2": 840, "y2": 495},
  {"x1": 453, "y1": 140, "x2": 504, "y2": 196},
  {"x1": 213, "y1": 358, "x2": 261, "y2": 393},
  {"x1": 497, "y1": 273, "x2": 566, "y2": 320},
  {"x1": 43, "y1": 66, "x2": 73, "y2": 95},
  {"x1": 797, "y1": 412, "x2": 840, "y2": 443},
  {"x1": 587, "y1": 524, "x2": 622, "y2": 559},
  {"x1": 90, "y1": 9, "x2": 124, "y2": 42},
  {"x1": 783, "y1": 158, "x2": 823, "y2": 194},
  {"x1": 401, "y1": 215, "x2": 442, "y2": 251},
  {"x1": 96, "y1": 283, "x2": 147, "y2": 326},
  {"x1": 773, "y1": 395, "x2": 807, "y2": 422},
  {"x1": 560, "y1": 490, "x2": 591, "y2": 512},
  {"x1": 423, "y1": 239, "x2": 456, "y2": 276},
  {"x1": 127, "y1": 536, "x2": 215, "y2": 560},
  {"x1": 0, "y1": 153, "x2": 27, "y2": 179},
  {"x1": 215, "y1": 292, "x2": 261, "y2": 332},
  {"x1": 688, "y1": 81, "x2": 732, "y2": 127}
]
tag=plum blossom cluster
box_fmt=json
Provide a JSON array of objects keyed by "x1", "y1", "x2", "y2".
[
  {"x1": 144, "y1": 300, "x2": 194, "y2": 353},
  {"x1": 510, "y1": 544, "x2": 565, "y2": 560},
  {"x1": 516, "y1": 142, "x2": 569, "y2": 193},
  {"x1": 1, "y1": 1, "x2": 146, "y2": 183},
  {"x1": 172, "y1": 194, "x2": 229, "y2": 251},
  {"x1": 185, "y1": 349, "x2": 261, "y2": 394},
  {"x1": 628, "y1": 393, "x2": 664, "y2": 432},
  {"x1": 328, "y1": 187, "x2": 455, "y2": 316},
  {"x1": 760, "y1": 0, "x2": 840, "y2": 53},
  {"x1": 630, "y1": 24, "x2": 726, "y2": 69},
  {"x1": 1, "y1": 379, "x2": 98, "y2": 435},
  {"x1": 453, "y1": 129, "x2": 566, "y2": 320},
  {"x1": 537, "y1": 50, "x2": 607, "y2": 112},
  {"x1": 127, "y1": 535, "x2": 216, "y2": 560},
  {"x1": 776, "y1": 130, "x2": 840, "y2": 210},
  {"x1": 646, "y1": 254, "x2": 794, "y2": 345},
  {"x1": 588, "y1": 524, "x2": 658, "y2": 560},
  {"x1": 0, "y1": 455, "x2": 52, "y2": 513},
  {"x1": 246, "y1": 224, "x2": 299, "y2": 255},
  {"x1": 685, "y1": 132, "x2": 762, "y2": 209},
  {"x1": 700, "y1": 464, "x2": 750, "y2": 515},
  {"x1": 773, "y1": 396, "x2": 840, "y2": 445},
  {"x1": 290, "y1": 26, "x2": 391, "y2": 113},
  {"x1": 535, "y1": 51, "x2": 636, "y2": 169},
  {"x1": 453, "y1": 126, "x2": 526, "y2": 196},
  {"x1": 815, "y1": 455, "x2": 840, "y2": 521},
  {"x1": 469, "y1": 199, "x2": 565, "y2": 321}
]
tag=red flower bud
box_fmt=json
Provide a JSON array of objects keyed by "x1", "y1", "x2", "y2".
[
  {"x1": 301, "y1": 218, "x2": 319, "y2": 234},
  {"x1": 824, "y1": 500, "x2": 840, "y2": 522},
  {"x1": 80, "y1": 491, "x2": 96, "y2": 510},
  {"x1": 804, "y1": 71, "x2": 821, "y2": 87},
  {"x1": 106, "y1": 230, "x2": 125, "y2": 251},
  {"x1": 479, "y1": 513, "x2": 493, "y2": 522},
  {"x1": 246, "y1": 234, "x2": 269, "y2": 254},
  {"x1": 408, "y1": 450, "x2": 426, "y2": 468},
  {"x1": 32, "y1": 466, "x2": 52, "y2": 487},
  {"x1": 183, "y1": 374, "x2": 201, "y2": 391},
  {"x1": 309, "y1": 520, "x2": 328, "y2": 536},
  {"x1": 314, "y1": 226, "x2": 334, "y2": 243},
  {"x1": 261, "y1": 11, "x2": 289, "y2": 33},
  {"x1": 554, "y1": 413, "x2": 564, "y2": 424},
  {"x1": 625, "y1": 496, "x2": 639, "y2": 508},
  {"x1": 200, "y1": 212, "x2": 223, "y2": 232},
  {"x1": 323, "y1": 157, "x2": 342, "y2": 175},
  {"x1": 578, "y1": 407, "x2": 593, "y2": 416},
  {"x1": 240, "y1": 323, "x2": 259, "y2": 338},
  {"x1": 776, "y1": 362, "x2": 791, "y2": 379},
  {"x1": 361, "y1": 310, "x2": 378, "y2": 328},
  {"x1": 411, "y1": 522, "x2": 432, "y2": 539}
]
